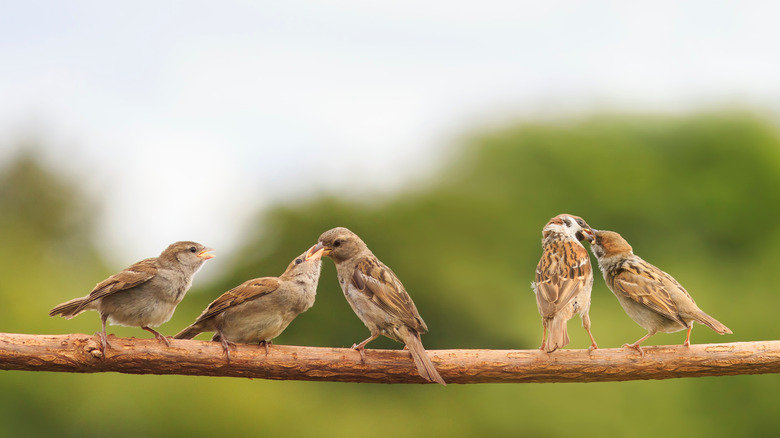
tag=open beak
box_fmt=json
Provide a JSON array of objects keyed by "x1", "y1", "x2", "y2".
[
  {"x1": 582, "y1": 228, "x2": 595, "y2": 243},
  {"x1": 198, "y1": 248, "x2": 216, "y2": 260},
  {"x1": 305, "y1": 242, "x2": 327, "y2": 261}
]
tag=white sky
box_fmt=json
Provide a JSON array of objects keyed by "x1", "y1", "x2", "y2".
[{"x1": 2, "y1": 1, "x2": 780, "y2": 266}]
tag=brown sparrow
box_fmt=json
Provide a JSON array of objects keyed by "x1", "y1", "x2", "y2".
[
  {"x1": 49, "y1": 241, "x2": 214, "y2": 352},
  {"x1": 309, "y1": 227, "x2": 446, "y2": 385},
  {"x1": 533, "y1": 214, "x2": 598, "y2": 353},
  {"x1": 174, "y1": 245, "x2": 324, "y2": 361},
  {"x1": 589, "y1": 230, "x2": 732, "y2": 356}
]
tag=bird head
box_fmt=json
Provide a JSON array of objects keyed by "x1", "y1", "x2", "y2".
[
  {"x1": 161, "y1": 241, "x2": 215, "y2": 272},
  {"x1": 308, "y1": 227, "x2": 366, "y2": 263},
  {"x1": 542, "y1": 214, "x2": 594, "y2": 242},
  {"x1": 590, "y1": 230, "x2": 633, "y2": 259},
  {"x1": 281, "y1": 244, "x2": 324, "y2": 279}
]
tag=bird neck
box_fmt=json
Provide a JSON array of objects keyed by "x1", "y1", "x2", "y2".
[
  {"x1": 596, "y1": 252, "x2": 632, "y2": 272},
  {"x1": 542, "y1": 230, "x2": 580, "y2": 247}
]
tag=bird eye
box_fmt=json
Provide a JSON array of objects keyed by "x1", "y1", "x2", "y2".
[
  {"x1": 295, "y1": 258, "x2": 303, "y2": 265},
  {"x1": 189, "y1": 246, "x2": 197, "y2": 253},
  {"x1": 333, "y1": 239, "x2": 342, "y2": 248}
]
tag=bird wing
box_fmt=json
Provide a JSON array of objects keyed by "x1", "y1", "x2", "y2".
[
  {"x1": 193, "y1": 277, "x2": 281, "y2": 323},
  {"x1": 77, "y1": 258, "x2": 159, "y2": 309},
  {"x1": 611, "y1": 259, "x2": 687, "y2": 326},
  {"x1": 534, "y1": 239, "x2": 591, "y2": 317},
  {"x1": 351, "y1": 256, "x2": 427, "y2": 333}
]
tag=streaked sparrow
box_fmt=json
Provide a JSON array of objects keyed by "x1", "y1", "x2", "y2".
[
  {"x1": 49, "y1": 241, "x2": 214, "y2": 352},
  {"x1": 589, "y1": 230, "x2": 732, "y2": 356},
  {"x1": 533, "y1": 214, "x2": 598, "y2": 352},
  {"x1": 174, "y1": 245, "x2": 324, "y2": 361},
  {"x1": 309, "y1": 227, "x2": 446, "y2": 385}
]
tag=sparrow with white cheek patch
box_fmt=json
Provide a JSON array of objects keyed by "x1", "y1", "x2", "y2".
[
  {"x1": 309, "y1": 227, "x2": 446, "y2": 385},
  {"x1": 50, "y1": 241, "x2": 214, "y2": 352},
  {"x1": 533, "y1": 214, "x2": 598, "y2": 353},
  {"x1": 589, "y1": 230, "x2": 732, "y2": 356},
  {"x1": 174, "y1": 245, "x2": 324, "y2": 362}
]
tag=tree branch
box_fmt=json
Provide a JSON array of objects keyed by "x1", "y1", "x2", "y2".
[{"x1": 1, "y1": 333, "x2": 777, "y2": 384}]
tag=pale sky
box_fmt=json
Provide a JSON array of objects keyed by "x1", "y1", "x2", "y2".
[{"x1": 1, "y1": 1, "x2": 779, "y2": 267}]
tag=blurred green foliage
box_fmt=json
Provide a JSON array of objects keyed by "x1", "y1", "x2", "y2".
[{"x1": 1, "y1": 112, "x2": 779, "y2": 437}]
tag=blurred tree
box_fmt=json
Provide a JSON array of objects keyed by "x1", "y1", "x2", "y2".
[
  {"x1": 0, "y1": 146, "x2": 105, "y2": 334},
  {"x1": 0, "y1": 148, "x2": 94, "y2": 247}
]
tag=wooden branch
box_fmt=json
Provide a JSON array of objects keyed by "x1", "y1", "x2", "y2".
[{"x1": 1, "y1": 333, "x2": 778, "y2": 384}]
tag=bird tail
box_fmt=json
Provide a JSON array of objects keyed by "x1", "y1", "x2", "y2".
[
  {"x1": 694, "y1": 311, "x2": 732, "y2": 335},
  {"x1": 399, "y1": 327, "x2": 446, "y2": 385},
  {"x1": 49, "y1": 297, "x2": 88, "y2": 319},
  {"x1": 173, "y1": 323, "x2": 203, "y2": 340},
  {"x1": 544, "y1": 315, "x2": 570, "y2": 353}
]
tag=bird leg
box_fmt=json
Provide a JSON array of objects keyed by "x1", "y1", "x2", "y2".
[
  {"x1": 351, "y1": 334, "x2": 379, "y2": 363},
  {"x1": 582, "y1": 313, "x2": 598, "y2": 351},
  {"x1": 142, "y1": 326, "x2": 171, "y2": 347},
  {"x1": 97, "y1": 313, "x2": 111, "y2": 353},
  {"x1": 623, "y1": 332, "x2": 655, "y2": 357},
  {"x1": 683, "y1": 325, "x2": 693, "y2": 347},
  {"x1": 220, "y1": 336, "x2": 237, "y2": 363},
  {"x1": 259, "y1": 340, "x2": 272, "y2": 355},
  {"x1": 539, "y1": 323, "x2": 547, "y2": 351}
]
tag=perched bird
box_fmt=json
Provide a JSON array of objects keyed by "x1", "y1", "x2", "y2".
[
  {"x1": 589, "y1": 230, "x2": 732, "y2": 356},
  {"x1": 310, "y1": 227, "x2": 446, "y2": 385},
  {"x1": 174, "y1": 245, "x2": 325, "y2": 362},
  {"x1": 49, "y1": 241, "x2": 214, "y2": 352},
  {"x1": 532, "y1": 214, "x2": 598, "y2": 353}
]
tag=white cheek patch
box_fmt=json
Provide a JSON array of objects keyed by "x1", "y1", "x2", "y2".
[{"x1": 544, "y1": 219, "x2": 582, "y2": 241}]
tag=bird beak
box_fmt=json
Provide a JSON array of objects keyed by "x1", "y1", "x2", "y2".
[
  {"x1": 582, "y1": 228, "x2": 595, "y2": 243},
  {"x1": 198, "y1": 248, "x2": 216, "y2": 259},
  {"x1": 306, "y1": 242, "x2": 327, "y2": 261}
]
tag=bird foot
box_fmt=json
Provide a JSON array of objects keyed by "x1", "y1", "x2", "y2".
[
  {"x1": 622, "y1": 343, "x2": 645, "y2": 357},
  {"x1": 588, "y1": 343, "x2": 599, "y2": 353},
  {"x1": 351, "y1": 344, "x2": 367, "y2": 362},
  {"x1": 259, "y1": 340, "x2": 272, "y2": 356},
  {"x1": 221, "y1": 339, "x2": 237, "y2": 363},
  {"x1": 94, "y1": 331, "x2": 112, "y2": 354}
]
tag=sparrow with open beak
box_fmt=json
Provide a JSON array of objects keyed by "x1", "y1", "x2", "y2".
[
  {"x1": 50, "y1": 241, "x2": 214, "y2": 352},
  {"x1": 589, "y1": 230, "x2": 732, "y2": 356},
  {"x1": 174, "y1": 244, "x2": 324, "y2": 361},
  {"x1": 309, "y1": 227, "x2": 446, "y2": 385},
  {"x1": 533, "y1": 214, "x2": 598, "y2": 352}
]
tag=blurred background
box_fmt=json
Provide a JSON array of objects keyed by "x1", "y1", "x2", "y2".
[{"x1": 2, "y1": 2, "x2": 780, "y2": 437}]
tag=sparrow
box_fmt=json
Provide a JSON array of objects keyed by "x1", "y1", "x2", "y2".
[
  {"x1": 589, "y1": 230, "x2": 732, "y2": 356},
  {"x1": 49, "y1": 241, "x2": 214, "y2": 352},
  {"x1": 533, "y1": 214, "x2": 598, "y2": 353},
  {"x1": 174, "y1": 244, "x2": 324, "y2": 362},
  {"x1": 309, "y1": 227, "x2": 446, "y2": 385}
]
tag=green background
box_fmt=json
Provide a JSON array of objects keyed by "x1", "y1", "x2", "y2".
[{"x1": 1, "y1": 111, "x2": 778, "y2": 437}]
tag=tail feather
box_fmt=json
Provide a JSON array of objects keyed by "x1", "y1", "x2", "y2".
[
  {"x1": 173, "y1": 323, "x2": 204, "y2": 340},
  {"x1": 49, "y1": 297, "x2": 88, "y2": 319},
  {"x1": 695, "y1": 311, "x2": 732, "y2": 335},
  {"x1": 401, "y1": 328, "x2": 446, "y2": 385},
  {"x1": 544, "y1": 316, "x2": 570, "y2": 353}
]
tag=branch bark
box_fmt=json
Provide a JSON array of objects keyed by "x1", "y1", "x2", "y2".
[{"x1": 1, "y1": 333, "x2": 778, "y2": 384}]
